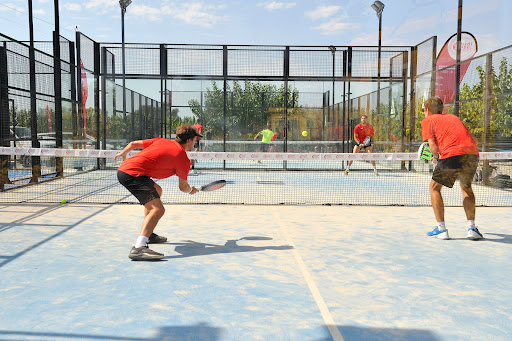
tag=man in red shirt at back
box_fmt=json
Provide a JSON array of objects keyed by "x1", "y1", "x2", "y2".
[
  {"x1": 344, "y1": 115, "x2": 378, "y2": 176},
  {"x1": 421, "y1": 96, "x2": 482, "y2": 240},
  {"x1": 115, "y1": 124, "x2": 202, "y2": 261}
]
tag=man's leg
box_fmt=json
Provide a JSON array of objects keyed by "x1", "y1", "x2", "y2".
[
  {"x1": 427, "y1": 180, "x2": 450, "y2": 239},
  {"x1": 367, "y1": 146, "x2": 378, "y2": 175},
  {"x1": 460, "y1": 184, "x2": 475, "y2": 221},
  {"x1": 140, "y1": 198, "x2": 166, "y2": 238},
  {"x1": 345, "y1": 145, "x2": 360, "y2": 174},
  {"x1": 129, "y1": 197, "x2": 166, "y2": 261},
  {"x1": 144, "y1": 183, "x2": 168, "y2": 243},
  {"x1": 461, "y1": 183, "x2": 482, "y2": 239},
  {"x1": 430, "y1": 180, "x2": 444, "y2": 222}
]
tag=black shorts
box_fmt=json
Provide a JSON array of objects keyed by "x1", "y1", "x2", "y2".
[
  {"x1": 194, "y1": 140, "x2": 202, "y2": 151},
  {"x1": 117, "y1": 170, "x2": 160, "y2": 205},
  {"x1": 432, "y1": 154, "x2": 479, "y2": 188},
  {"x1": 259, "y1": 143, "x2": 270, "y2": 152}
]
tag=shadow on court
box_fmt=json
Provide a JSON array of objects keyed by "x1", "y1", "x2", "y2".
[
  {"x1": 446, "y1": 232, "x2": 512, "y2": 244},
  {"x1": 316, "y1": 325, "x2": 441, "y2": 341},
  {"x1": 0, "y1": 204, "x2": 112, "y2": 269},
  {"x1": 164, "y1": 236, "x2": 293, "y2": 259},
  {"x1": 0, "y1": 322, "x2": 222, "y2": 340}
]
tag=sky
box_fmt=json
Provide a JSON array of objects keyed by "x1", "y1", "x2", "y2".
[
  {"x1": 1, "y1": 0, "x2": 511, "y2": 115},
  {"x1": 0, "y1": 0, "x2": 511, "y2": 55}
]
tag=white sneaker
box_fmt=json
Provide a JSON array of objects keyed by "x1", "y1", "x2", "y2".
[
  {"x1": 427, "y1": 226, "x2": 450, "y2": 240},
  {"x1": 344, "y1": 169, "x2": 349, "y2": 175},
  {"x1": 374, "y1": 170, "x2": 379, "y2": 176},
  {"x1": 467, "y1": 227, "x2": 483, "y2": 240}
]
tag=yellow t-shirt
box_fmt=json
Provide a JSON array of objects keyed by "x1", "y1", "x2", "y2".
[{"x1": 261, "y1": 129, "x2": 273, "y2": 144}]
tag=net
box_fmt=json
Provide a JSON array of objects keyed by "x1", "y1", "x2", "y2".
[{"x1": 1, "y1": 147, "x2": 512, "y2": 206}]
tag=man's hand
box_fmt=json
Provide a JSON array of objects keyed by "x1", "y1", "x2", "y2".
[{"x1": 114, "y1": 152, "x2": 127, "y2": 161}]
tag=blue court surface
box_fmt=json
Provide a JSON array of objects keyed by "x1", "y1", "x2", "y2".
[{"x1": 1, "y1": 203, "x2": 511, "y2": 341}]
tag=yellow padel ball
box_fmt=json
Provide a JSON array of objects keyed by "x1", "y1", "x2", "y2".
[{"x1": 302, "y1": 130, "x2": 308, "y2": 137}]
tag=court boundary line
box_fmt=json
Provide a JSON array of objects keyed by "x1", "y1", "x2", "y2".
[{"x1": 272, "y1": 207, "x2": 344, "y2": 341}]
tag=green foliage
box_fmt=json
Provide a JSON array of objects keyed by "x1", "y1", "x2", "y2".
[{"x1": 188, "y1": 81, "x2": 298, "y2": 139}]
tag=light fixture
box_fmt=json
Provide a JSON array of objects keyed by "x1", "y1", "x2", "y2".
[
  {"x1": 119, "y1": 0, "x2": 132, "y2": 12},
  {"x1": 371, "y1": 1, "x2": 385, "y2": 17}
]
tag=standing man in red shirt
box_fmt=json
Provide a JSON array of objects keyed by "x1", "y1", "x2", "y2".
[
  {"x1": 115, "y1": 125, "x2": 202, "y2": 261},
  {"x1": 421, "y1": 96, "x2": 482, "y2": 240},
  {"x1": 191, "y1": 119, "x2": 203, "y2": 173},
  {"x1": 344, "y1": 115, "x2": 378, "y2": 176}
]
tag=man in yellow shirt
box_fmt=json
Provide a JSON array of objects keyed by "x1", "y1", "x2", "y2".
[{"x1": 254, "y1": 124, "x2": 274, "y2": 152}]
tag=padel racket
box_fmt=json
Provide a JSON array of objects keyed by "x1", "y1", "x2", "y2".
[
  {"x1": 200, "y1": 180, "x2": 226, "y2": 192},
  {"x1": 363, "y1": 136, "x2": 371, "y2": 147},
  {"x1": 418, "y1": 142, "x2": 433, "y2": 163}
]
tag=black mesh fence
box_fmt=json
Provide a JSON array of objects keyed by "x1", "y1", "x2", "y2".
[{"x1": 2, "y1": 31, "x2": 512, "y2": 205}]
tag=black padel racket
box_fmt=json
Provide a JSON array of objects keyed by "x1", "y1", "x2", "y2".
[
  {"x1": 200, "y1": 180, "x2": 227, "y2": 192},
  {"x1": 363, "y1": 136, "x2": 371, "y2": 147}
]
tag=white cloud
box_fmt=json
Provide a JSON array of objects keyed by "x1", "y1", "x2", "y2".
[
  {"x1": 257, "y1": 2, "x2": 296, "y2": 12},
  {"x1": 163, "y1": 2, "x2": 226, "y2": 28},
  {"x1": 85, "y1": 0, "x2": 118, "y2": 14},
  {"x1": 33, "y1": 9, "x2": 45, "y2": 15},
  {"x1": 312, "y1": 18, "x2": 357, "y2": 36},
  {"x1": 305, "y1": 5, "x2": 341, "y2": 20},
  {"x1": 130, "y1": 4, "x2": 162, "y2": 22},
  {"x1": 63, "y1": 3, "x2": 82, "y2": 12},
  {"x1": 0, "y1": 3, "x2": 25, "y2": 13}
]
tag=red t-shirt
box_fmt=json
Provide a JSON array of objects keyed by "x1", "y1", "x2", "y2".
[
  {"x1": 354, "y1": 123, "x2": 374, "y2": 143},
  {"x1": 421, "y1": 114, "x2": 479, "y2": 158},
  {"x1": 193, "y1": 123, "x2": 203, "y2": 141},
  {"x1": 118, "y1": 138, "x2": 190, "y2": 180}
]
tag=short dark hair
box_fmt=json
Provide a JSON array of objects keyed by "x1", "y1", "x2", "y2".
[
  {"x1": 175, "y1": 124, "x2": 197, "y2": 145},
  {"x1": 424, "y1": 96, "x2": 443, "y2": 115}
]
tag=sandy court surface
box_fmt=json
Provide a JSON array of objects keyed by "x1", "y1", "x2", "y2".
[{"x1": 0, "y1": 203, "x2": 511, "y2": 340}]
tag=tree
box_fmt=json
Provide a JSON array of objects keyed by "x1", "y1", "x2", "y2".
[{"x1": 188, "y1": 81, "x2": 298, "y2": 139}]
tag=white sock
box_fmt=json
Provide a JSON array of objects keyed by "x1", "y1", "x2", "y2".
[
  {"x1": 135, "y1": 236, "x2": 149, "y2": 248},
  {"x1": 373, "y1": 165, "x2": 377, "y2": 171},
  {"x1": 438, "y1": 222, "x2": 446, "y2": 230},
  {"x1": 346, "y1": 165, "x2": 350, "y2": 171},
  {"x1": 468, "y1": 220, "x2": 476, "y2": 228}
]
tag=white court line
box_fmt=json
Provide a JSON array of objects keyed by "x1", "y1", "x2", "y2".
[{"x1": 272, "y1": 207, "x2": 344, "y2": 341}]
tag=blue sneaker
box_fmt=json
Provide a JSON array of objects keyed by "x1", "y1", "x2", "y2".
[
  {"x1": 427, "y1": 226, "x2": 450, "y2": 240},
  {"x1": 467, "y1": 227, "x2": 483, "y2": 240}
]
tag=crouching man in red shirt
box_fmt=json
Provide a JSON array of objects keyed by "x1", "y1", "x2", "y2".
[{"x1": 115, "y1": 125, "x2": 203, "y2": 260}]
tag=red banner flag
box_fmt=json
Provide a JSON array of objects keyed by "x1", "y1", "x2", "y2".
[
  {"x1": 80, "y1": 60, "x2": 88, "y2": 146},
  {"x1": 435, "y1": 32, "x2": 478, "y2": 108}
]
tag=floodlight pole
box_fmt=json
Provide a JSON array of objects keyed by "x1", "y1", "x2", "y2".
[
  {"x1": 372, "y1": 1, "x2": 384, "y2": 120},
  {"x1": 120, "y1": 0, "x2": 131, "y2": 122}
]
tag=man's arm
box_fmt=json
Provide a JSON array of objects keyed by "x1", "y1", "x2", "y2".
[
  {"x1": 179, "y1": 177, "x2": 198, "y2": 195},
  {"x1": 253, "y1": 131, "x2": 261, "y2": 140},
  {"x1": 114, "y1": 140, "x2": 144, "y2": 161},
  {"x1": 427, "y1": 138, "x2": 440, "y2": 163}
]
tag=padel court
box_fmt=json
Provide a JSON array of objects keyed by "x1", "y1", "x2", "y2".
[{"x1": 1, "y1": 203, "x2": 511, "y2": 341}]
